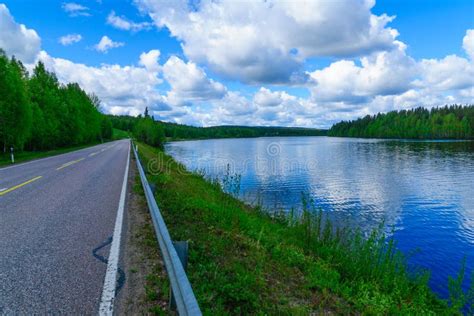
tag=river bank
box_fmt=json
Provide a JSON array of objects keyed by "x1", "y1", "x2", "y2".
[{"x1": 136, "y1": 141, "x2": 470, "y2": 314}]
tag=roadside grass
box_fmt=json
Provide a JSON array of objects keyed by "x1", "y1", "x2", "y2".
[
  {"x1": 136, "y1": 141, "x2": 471, "y2": 314},
  {"x1": 0, "y1": 142, "x2": 104, "y2": 168},
  {"x1": 113, "y1": 128, "x2": 130, "y2": 140},
  {"x1": 0, "y1": 130, "x2": 129, "y2": 168}
]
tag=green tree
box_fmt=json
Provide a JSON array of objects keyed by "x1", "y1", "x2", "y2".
[
  {"x1": 0, "y1": 53, "x2": 32, "y2": 151},
  {"x1": 328, "y1": 105, "x2": 474, "y2": 140}
]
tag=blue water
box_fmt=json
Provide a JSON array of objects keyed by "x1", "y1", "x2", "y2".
[{"x1": 165, "y1": 136, "x2": 474, "y2": 298}]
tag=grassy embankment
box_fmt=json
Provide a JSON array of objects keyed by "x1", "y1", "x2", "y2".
[
  {"x1": 136, "y1": 141, "x2": 471, "y2": 315},
  {"x1": 0, "y1": 128, "x2": 129, "y2": 168}
]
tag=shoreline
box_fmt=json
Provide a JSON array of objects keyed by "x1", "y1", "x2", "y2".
[{"x1": 135, "y1": 141, "x2": 470, "y2": 314}]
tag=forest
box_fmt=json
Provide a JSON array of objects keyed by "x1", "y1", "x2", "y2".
[
  {"x1": 0, "y1": 50, "x2": 112, "y2": 154},
  {"x1": 328, "y1": 105, "x2": 474, "y2": 139},
  {"x1": 110, "y1": 113, "x2": 326, "y2": 143}
]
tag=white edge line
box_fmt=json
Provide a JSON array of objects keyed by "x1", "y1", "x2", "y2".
[{"x1": 99, "y1": 140, "x2": 130, "y2": 315}]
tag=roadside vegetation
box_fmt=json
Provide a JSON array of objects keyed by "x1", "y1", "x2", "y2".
[
  {"x1": 135, "y1": 141, "x2": 473, "y2": 315},
  {"x1": 329, "y1": 105, "x2": 474, "y2": 139},
  {"x1": 112, "y1": 128, "x2": 130, "y2": 140},
  {"x1": 0, "y1": 141, "x2": 99, "y2": 167},
  {"x1": 0, "y1": 49, "x2": 112, "y2": 156},
  {"x1": 0, "y1": 128, "x2": 127, "y2": 168}
]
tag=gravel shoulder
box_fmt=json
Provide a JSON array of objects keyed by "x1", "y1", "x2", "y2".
[{"x1": 116, "y1": 153, "x2": 171, "y2": 315}]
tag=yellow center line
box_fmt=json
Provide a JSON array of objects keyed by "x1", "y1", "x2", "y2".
[
  {"x1": 56, "y1": 158, "x2": 85, "y2": 171},
  {"x1": 0, "y1": 176, "x2": 43, "y2": 196}
]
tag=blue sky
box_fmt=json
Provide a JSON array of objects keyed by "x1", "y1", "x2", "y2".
[
  {"x1": 374, "y1": 0, "x2": 474, "y2": 57},
  {"x1": 1, "y1": 0, "x2": 473, "y2": 127}
]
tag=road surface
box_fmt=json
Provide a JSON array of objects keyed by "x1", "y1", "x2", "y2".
[{"x1": 0, "y1": 139, "x2": 131, "y2": 314}]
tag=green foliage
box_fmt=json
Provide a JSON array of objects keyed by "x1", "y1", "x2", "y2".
[
  {"x1": 0, "y1": 52, "x2": 113, "y2": 153},
  {"x1": 134, "y1": 117, "x2": 165, "y2": 148},
  {"x1": 111, "y1": 128, "x2": 129, "y2": 140},
  {"x1": 110, "y1": 114, "x2": 327, "y2": 140},
  {"x1": 447, "y1": 259, "x2": 474, "y2": 313},
  {"x1": 0, "y1": 53, "x2": 32, "y2": 151},
  {"x1": 136, "y1": 141, "x2": 472, "y2": 314},
  {"x1": 329, "y1": 105, "x2": 474, "y2": 139}
]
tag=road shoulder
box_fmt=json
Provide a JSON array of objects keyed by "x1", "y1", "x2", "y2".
[{"x1": 116, "y1": 152, "x2": 171, "y2": 315}]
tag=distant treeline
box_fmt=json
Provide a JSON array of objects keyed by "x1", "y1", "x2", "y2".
[
  {"x1": 109, "y1": 113, "x2": 326, "y2": 142},
  {"x1": 329, "y1": 105, "x2": 474, "y2": 139},
  {"x1": 0, "y1": 50, "x2": 112, "y2": 152}
]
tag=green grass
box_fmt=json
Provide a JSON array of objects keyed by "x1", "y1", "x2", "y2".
[
  {"x1": 0, "y1": 141, "x2": 104, "y2": 168},
  {"x1": 136, "y1": 141, "x2": 472, "y2": 315},
  {"x1": 112, "y1": 128, "x2": 130, "y2": 140}
]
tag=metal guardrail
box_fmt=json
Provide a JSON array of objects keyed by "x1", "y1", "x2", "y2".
[{"x1": 132, "y1": 143, "x2": 202, "y2": 316}]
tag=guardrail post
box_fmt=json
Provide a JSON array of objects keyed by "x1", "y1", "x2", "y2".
[
  {"x1": 170, "y1": 241, "x2": 189, "y2": 311},
  {"x1": 149, "y1": 183, "x2": 156, "y2": 194}
]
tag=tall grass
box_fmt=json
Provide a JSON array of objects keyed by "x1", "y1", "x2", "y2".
[{"x1": 221, "y1": 168, "x2": 473, "y2": 313}]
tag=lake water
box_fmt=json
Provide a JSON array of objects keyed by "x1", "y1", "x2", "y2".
[{"x1": 165, "y1": 136, "x2": 474, "y2": 297}]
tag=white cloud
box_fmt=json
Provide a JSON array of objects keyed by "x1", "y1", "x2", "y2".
[
  {"x1": 300, "y1": 33, "x2": 473, "y2": 126},
  {"x1": 58, "y1": 34, "x2": 82, "y2": 46},
  {"x1": 94, "y1": 35, "x2": 124, "y2": 53},
  {"x1": 2, "y1": 2, "x2": 472, "y2": 129},
  {"x1": 0, "y1": 4, "x2": 41, "y2": 63},
  {"x1": 195, "y1": 29, "x2": 474, "y2": 129},
  {"x1": 220, "y1": 92, "x2": 256, "y2": 116},
  {"x1": 36, "y1": 51, "x2": 168, "y2": 116},
  {"x1": 309, "y1": 42, "x2": 417, "y2": 104},
  {"x1": 135, "y1": 0, "x2": 399, "y2": 84},
  {"x1": 419, "y1": 55, "x2": 474, "y2": 91},
  {"x1": 462, "y1": 29, "x2": 474, "y2": 61},
  {"x1": 106, "y1": 11, "x2": 151, "y2": 32},
  {"x1": 175, "y1": 88, "x2": 315, "y2": 127},
  {"x1": 254, "y1": 87, "x2": 284, "y2": 107},
  {"x1": 62, "y1": 2, "x2": 90, "y2": 17},
  {"x1": 163, "y1": 56, "x2": 227, "y2": 106},
  {"x1": 139, "y1": 49, "x2": 161, "y2": 72}
]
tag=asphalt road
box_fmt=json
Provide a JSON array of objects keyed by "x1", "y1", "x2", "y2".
[{"x1": 0, "y1": 139, "x2": 131, "y2": 314}]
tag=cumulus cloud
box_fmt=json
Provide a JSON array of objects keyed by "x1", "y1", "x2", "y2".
[
  {"x1": 2, "y1": 2, "x2": 472, "y2": 129},
  {"x1": 0, "y1": 4, "x2": 41, "y2": 63},
  {"x1": 194, "y1": 29, "x2": 474, "y2": 129},
  {"x1": 254, "y1": 88, "x2": 284, "y2": 107},
  {"x1": 301, "y1": 32, "x2": 474, "y2": 126},
  {"x1": 59, "y1": 34, "x2": 82, "y2": 46},
  {"x1": 36, "y1": 51, "x2": 168, "y2": 116},
  {"x1": 163, "y1": 56, "x2": 227, "y2": 106},
  {"x1": 462, "y1": 29, "x2": 474, "y2": 60},
  {"x1": 309, "y1": 42, "x2": 417, "y2": 103},
  {"x1": 135, "y1": 0, "x2": 399, "y2": 84},
  {"x1": 106, "y1": 11, "x2": 152, "y2": 32},
  {"x1": 419, "y1": 55, "x2": 474, "y2": 91},
  {"x1": 94, "y1": 35, "x2": 124, "y2": 53},
  {"x1": 62, "y1": 2, "x2": 90, "y2": 17},
  {"x1": 178, "y1": 88, "x2": 317, "y2": 127},
  {"x1": 139, "y1": 49, "x2": 161, "y2": 72}
]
